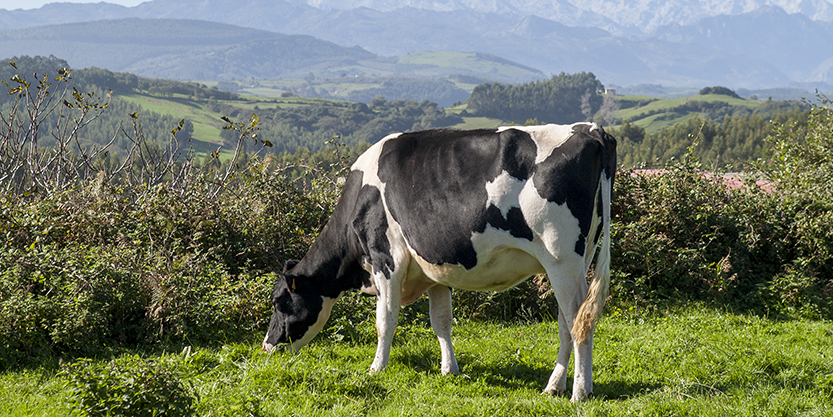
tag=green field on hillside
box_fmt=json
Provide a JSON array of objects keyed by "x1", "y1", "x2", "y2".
[
  {"x1": 117, "y1": 92, "x2": 350, "y2": 148},
  {"x1": 609, "y1": 93, "x2": 795, "y2": 133},
  {"x1": 118, "y1": 94, "x2": 227, "y2": 144},
  {"x1": 396, "y1": 51, "x2": 543, "y2": 81},
  {"x1": 450, "y1": 116, "x2": 504, "y2": 130}
]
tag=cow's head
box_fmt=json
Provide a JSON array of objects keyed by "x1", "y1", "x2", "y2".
[{"x1": 262, "y1": 260, "x2": 339, "y2": 353}]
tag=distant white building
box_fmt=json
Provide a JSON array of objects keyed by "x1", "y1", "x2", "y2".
[{"x1": 604, "y1": 88, "x2": 616, "y2": 96}]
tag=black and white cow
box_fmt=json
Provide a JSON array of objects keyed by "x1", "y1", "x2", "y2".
[{"x1": 263, "y1": 122, "x2": 616, "y2": 401}]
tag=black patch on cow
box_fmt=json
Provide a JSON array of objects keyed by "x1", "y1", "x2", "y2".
[
  {"x1": 592, "y1": 191, "x2": 604, "y2": 247},
  {"x1": 485, "y1": 205, "x2": 534, "y2": 241},
  {"x1": 350, "y1": 183, "x2": 395, "y2": 279},
  {"x1": 575, "y1": 234, "x2": 586, "y2": 256},
  {"x1": 601, "y1": 129, "x2": 617, "y2": 182},
  {"x1": 532, "y1": 124, "x2": 607, "y2": 257},
  {"x1": 278, "y1": 170, "x2": 379, "y2": 298},
  {"x1": 377, "y1": 128, "x2": 537, "y2": 269}
]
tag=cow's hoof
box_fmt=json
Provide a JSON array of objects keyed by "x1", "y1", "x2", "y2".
[
  {"x1": 570, "y1": 392, "x2": 594, "y2": 402},
  {"x1": 541, "y1": 388, "x2": 568, "y2": 397},
  {"x1": 441, "y1": 364, "x2": 460, "y2": 376},
  {"x1": 368, "y1": 364, "x2": 385, "y2": 374}
]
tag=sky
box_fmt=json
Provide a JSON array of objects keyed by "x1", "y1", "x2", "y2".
[
  {"x1": 0, "y1": 0, "x2": 146, "y2": 11},
  {"x1": 2, "y1": 0, "x2": 833, "y2": 11}
]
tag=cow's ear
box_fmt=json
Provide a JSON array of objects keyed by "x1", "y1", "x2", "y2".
[{"x1": 283, "y1": 259, "x2": 300, "y2": 275}]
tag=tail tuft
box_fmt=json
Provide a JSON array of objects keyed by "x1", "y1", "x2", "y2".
[{"x1": 571, "y1": 173, "x2": 612, "y2": 343}]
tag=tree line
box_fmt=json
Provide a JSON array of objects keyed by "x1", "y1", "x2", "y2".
[
  {"x1": 464, "y1": 71, "x2": 604, "y2": 124},
  {"x1": 209, "y1": 96, "x2": 462, "y2": 155},
  {"x1": 612, "y1": 108, "x2": 807, "y2": 168}
]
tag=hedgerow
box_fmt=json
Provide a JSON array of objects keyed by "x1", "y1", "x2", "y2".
[
  {"x1": 0, "y1": 156, "x2": 344, "y2": 368},
  {"x1": 611, "y1": 96, "x2": 833, "y2": 319}
]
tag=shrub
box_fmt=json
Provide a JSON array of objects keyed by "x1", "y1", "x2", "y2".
[
  {"x1": 0, "y1": 155, "x2": 339, "y2": 368},
  {"x1": 610, "y1": 101, "x2": 833, "y2": 319},
  {"x1": 610, "y1": 155, "x2": 789, "y2": 312},
  {"x1": 754, "y1": 93, "x2": 833, "y2": 317}
]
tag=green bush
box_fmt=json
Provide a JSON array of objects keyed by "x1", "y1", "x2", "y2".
[
  {"x1": 63, "y1": 355, "x2": 196, "y2": 417},
  {"x1": 610, "y1": 98, "x2": 833, "y2": 319},
  {"x1": 610, "y1": 156, "x2": 789, "y2": 312},
  {"x1": 0, "y1": 156, "x2": 338, "y2": 368}
]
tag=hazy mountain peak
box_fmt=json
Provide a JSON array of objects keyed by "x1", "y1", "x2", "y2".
[{"x1": 293, "y1": 0, "x2": 833, "y2": 32}]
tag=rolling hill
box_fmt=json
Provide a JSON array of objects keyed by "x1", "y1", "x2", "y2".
[
  {"x1": 3, "y1": 0, "x2": 833, "y2": 91},
  {"x1": 609, "y1": 92, "x2": 805, "y2": 132},
  {"x1": 0, "y1": 18, "x2": 545, "y2": 85}
]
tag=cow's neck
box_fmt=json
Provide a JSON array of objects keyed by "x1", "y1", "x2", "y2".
[{"x1": 290, "y1": 191, "x2": 368, "y2": 298}]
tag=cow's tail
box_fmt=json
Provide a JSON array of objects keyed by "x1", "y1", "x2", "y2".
[{"x1": 571, "y1": 170, "x2": 612, "y2": 343}]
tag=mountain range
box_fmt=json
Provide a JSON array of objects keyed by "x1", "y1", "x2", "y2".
[
  {"x1": 1, "y1": 0, "x2": 832, "y2": 92},
  {"x1": 0, "y1": 18, "x2": 544, "y2": 89}
]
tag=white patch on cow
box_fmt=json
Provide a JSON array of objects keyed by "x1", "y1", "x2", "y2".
[
  {"x1": 498, "y1": 122, "x2": 598, "y2": 164},
  {"x1": 352, "y1": 132, "x2": 401, "y2": 192},
  {"x1": 406, "y1": 243, "x2": 543, "y2": 292},
  {"x1": 485, "y1": 171, "x2": 526, "y2": 217},
  {"x1": 293, "y1": 295, "x2": 339, "y2": 351},
  {"x1": 516, "y1": 172, "x2": 580, "y2": 261}
]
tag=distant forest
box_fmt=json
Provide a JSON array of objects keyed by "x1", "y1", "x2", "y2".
[
  {"x1": 609, "y1": 95, "x2": 806, "y2": 168},
  {"x1": 611, "y1": 110, "x2": 805, "y2": 168},
  {"x1": 252, "y1": 75, "x2": 472, "y2": 108},
  {"x1": 210, "y1": 96, "x2": 462, "y2": 155},
  {"x1": 465, "y1": 72, "x2": 604, "y2": 124},
  {"x1": 2, "y1": 56, "x2": 810, "y2": 170},
  {"x1": 1, "y1": 56, "x2": 463, "y2": 163}
]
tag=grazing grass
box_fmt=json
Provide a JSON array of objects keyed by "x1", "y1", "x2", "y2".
[
  {"x1": 2, "y1": 308, "x2": 831, "y2": 416},
  {"x1": 395, "y1": 51, "x2": 542, "y2": 80},
  {"x1": 451, "y1": 116, "x2": 504, "y2": 130},
  {"x1": 614, "y1": 93, "x2": 764, "y2": 133}
]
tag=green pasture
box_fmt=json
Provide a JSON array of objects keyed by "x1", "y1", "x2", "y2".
[
  {"x1": 614, "y1": 94, "x2": 761, "y2": 132},
  {"x1": 3, "y1": 308, "x2": 831, "y2": 416},
  {"x1": 396, "y1": 51, "x2": 541, "y2": 80},
  {"x1": 451, "y1": 116, "x2": 504, "y2": 130},
  {"x1": 118, "y1": 94, "x2": 226, "y2": 145}
]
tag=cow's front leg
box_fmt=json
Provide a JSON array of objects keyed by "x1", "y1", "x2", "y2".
[
  {"x1": 544, "y1": 308, "x2": 573, "y2": 395},
  {"x1": 370, "y1": 270, "x2": 401, "y2": 373},
  {"x1": 428, "y1": 285, "x2": 459, "y2": 375}
]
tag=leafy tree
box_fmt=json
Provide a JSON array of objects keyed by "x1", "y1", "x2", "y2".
[
  {"x1": 699, "y1": 86, "x2": 741, "y2": 99},
  {"x1": 612, "y1": 109, "x2": 805, "y2": 168},
  {"x1": 465, "y1": 72, "x2": 604, "y2": 124}
]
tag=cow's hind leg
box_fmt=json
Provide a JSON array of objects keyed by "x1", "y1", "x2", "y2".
[
  {"x1": 542, "y1": 263, "x2": 594, "y2": 402},
  {"x1": 428, "y1": 285, "x2": 459, "y2": 375}
]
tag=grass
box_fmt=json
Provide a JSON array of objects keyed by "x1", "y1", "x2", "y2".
[
  {"x1": 119, "y1": 93, "x2": 227, "y2": 145},
  {"x1": 2, "y1": 308, "x2": 831, "y2": 416},
  {"x1": 451, "y1": 116, "x2": 504, "y2": 130},
  {"x1": 614, "y1": 94, "x2": 762, "y2": 132},
  {"x1": 395, "y1": 51, "x2": 542, "y2": 80}
]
